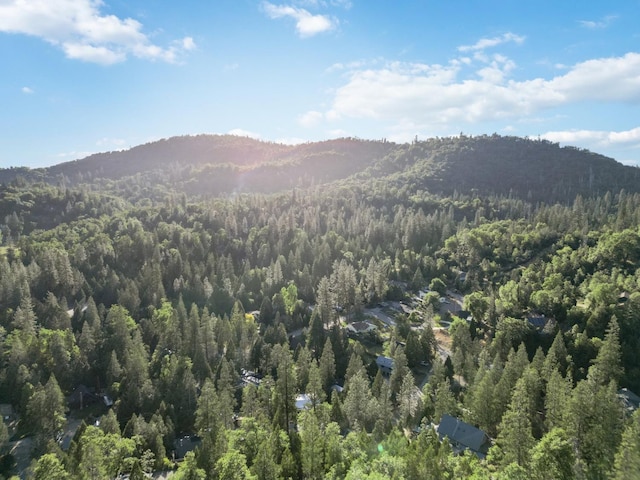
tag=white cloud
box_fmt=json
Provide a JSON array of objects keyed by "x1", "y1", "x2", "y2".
[
  {"x1": 579, "y1": 15, "x2": 617, "y2": 29},
  {"x1": 327, "y1": 128, "x2": 350, "y2": 137},
  {"x1": 323, "y1": 52, "x2": 640, "y2": 128},
  {"x1": 542, "y1": 127, "x2": 640, "y2": 147},
  {"x1": 0, "y1": 0, "x2": 195, "y2": 65},
  {"x1": 181, "y1": 37, "x2": 196, "y2": 51},
  {"x1": 228, "y1": 128, "x2": 262, "y2": 139},
  {"x1": 63, "y1": 42, "x2": 126, "y2": 64},
  {"x1": 326, "y1": 59, "x2": 370, "y2": 73},
  {"x1": 21, "y1": 86, "x2": 34, "y2": 94},
  {"x1": 263, "y1": 2, "x2": 336, "y2": 37},
  {"x1": 294, "y1": 0, "x2": 352, "y2": 9},
  {"x1": 298, "y1": 110, "x2": 324, "y2": 127},
  {"x1": 275, "y1": 136, "x2": 307, "y2": 144},
  {"x1": 458, "y1": 32, "x2": 525, "y2": 52}
]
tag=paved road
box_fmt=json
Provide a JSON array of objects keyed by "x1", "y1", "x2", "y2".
[{"x1": 8, "y1": 436, "x2": 32, "y2": 479}]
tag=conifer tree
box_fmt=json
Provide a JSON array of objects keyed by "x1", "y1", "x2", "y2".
[
  {"x1": 319, "y1": 337, "x2": 336, "y2": 392},
  {"x1": 611, "y1": 409, "x2": 640, "y2": 480},
  {"x1": 495, "y1": 375, "x2": 535, "y2": 468},
  {"x1": 530, "y1": 428, "x2": 575, "y2": 480},
  {"x1": 588, "y1": 316, "x2": 623, "y2": 387}
]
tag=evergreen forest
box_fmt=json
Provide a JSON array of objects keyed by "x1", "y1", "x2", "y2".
[{"x1": 0, "y1": 134, "x2": 639, "y2": 479}]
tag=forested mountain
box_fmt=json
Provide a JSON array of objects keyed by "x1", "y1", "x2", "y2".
[
  {"x1": 0, "y1": 134, "x2": 639, "y2": 479},
  {"x1": 1, "y1": 134, "x2": 638, "y2": 202}
]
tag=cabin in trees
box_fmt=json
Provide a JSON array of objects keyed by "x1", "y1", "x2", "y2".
[
  {"x1": 618, "y1": 388, "x2": 640, "y2": 414},
  {"x1": 525, "y1": 312, "x2": 556, "y2": 333},
  {"x1": 376, "y1": 355, "x2": 394, "y2": 375},
  {"x1": 173, "y1": 435, "x2": 202, "y2": 461},
  {"x1": 436, "y1": 414, "x2": 491, "y2": 458},
  {"x1": 67, "y1": 384, "x2": 100, "y2": 410},
  {"x1": 295, "y1": 394, "x2": 313, "y2": 410},
  {"x1": 346, "y1": 320, "x2": 376, "y2": 336}
]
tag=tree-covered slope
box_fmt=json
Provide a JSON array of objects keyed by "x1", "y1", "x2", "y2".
[
  {"x1": 1, "y1": 135, "x2": 640, "y2": 478},
  {"x1": 362, "y1": 135, "x2": 640, "y2": 203},
  {"x1": 2, "y1": 134, "x2": 638, "y2": 203}
]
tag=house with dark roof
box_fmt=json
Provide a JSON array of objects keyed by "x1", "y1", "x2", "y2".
[
  {"x1": 173, "y1": 435, "x2": 202, "y2": 461},
  {"x1": 376, "y1": 355, "x2": 394, "y2": 375},
  {"x1": 436, "y1": 414, "x2": 491, "y2": 458},
  {"x1": 67, "y1": 384, "x2": 100, "y2": 410},
  {"x1": 346, "y1": 321, "x2": 376, "y2": 336},
  {"x1": 526, "y1": 313, "x2": 556, "y2": 333},
  {"x1": 618, "y1": 388, "x2": 640, "y2": 414},
  {"x1": 0, "y1": 404, "x2": 15, "y2": 424}
]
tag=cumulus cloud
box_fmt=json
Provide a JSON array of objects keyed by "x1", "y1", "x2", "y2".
[
  {"x1": 324, "y1": 51, "x2": 640, "y2": 128},
  {"x1": 542, "y1": 127, "x2": 640, "y2": 147},
  {"x1": 298, "y1": 110, "x2": 324, "y2": 127},
  {"x1": 263, "y1": 2, "x2": 336, "y2": 37},
  {"x1": 0, "y1": 0, "x2": 195, "y2": 65},
  {"x1": 21, "y1": 86, "x2": 34, "y2": 94}
]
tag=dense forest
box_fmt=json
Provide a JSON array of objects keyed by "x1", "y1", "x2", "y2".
[{"x1": 0, "y1": 134, "x2": 639, "y2": 479}]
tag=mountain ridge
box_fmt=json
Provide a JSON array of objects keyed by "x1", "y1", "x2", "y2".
[{"x1": 1, "y1": 134, "x2": 639, "y2": 203}]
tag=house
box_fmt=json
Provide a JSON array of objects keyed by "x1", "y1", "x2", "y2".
[
  {"x1": 376, "y1": 356, "x2": 394, "y2": 375},
  {"x1": 0, "y1": 404, "x2": 15, "y2": 424},
  {"x1": 173, "y1": 435, "x2": 202, "y2": 461},
  {"x1": 240, "y1": 369, "x2": 262, "y2": 388},
  {"x1": 526, "y1": 313, "x2": 555, "y2": 333},
  {"x1": 436, "y1": 414, "x2": 491, "y2": 458},
  {"x1": 346, "y1": 321, "x2": 376, "y2": 336},
  {"x1": 67, "y1": 384, "x2": 100, "y2": 410},
  {"x1": 618, "y1": 388, "x2": 640, "y2": 414},
  {"x1": 295, "y1": 394, "x2": 312, "y2": 410}
]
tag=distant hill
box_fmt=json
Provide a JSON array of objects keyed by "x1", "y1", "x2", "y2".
[
  {"x1": 363, "y1": 134, "x2": 640, "y2": 202},
  {"x1": 1, "y1": 134, "x2": 639, "y2": 202}
]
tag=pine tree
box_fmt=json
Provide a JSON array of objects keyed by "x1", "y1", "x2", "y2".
[
  {"x1": 544, "y1": 369, "x2": 571, "y2": 432},
  {"x1": 565, "y1": 380, "x2": 624, "y2": 479},
  {"x1": 307, "y1": 361, "x2": 326, "y2": 410},
  {"x1": 588, "y1": 316, "x2": 623, "y2": 387},
  {"x1": 31, "y1": 453, "x2": 71, "y2": 480},
  {"x1": 542, "y1": 330, "x2": 569, "y2": 378},
  {"x1": 299, "y1": 410, "x2": 325, "y2": 480},
  {"x1": 530, "y1": 428, "x2": 575, "y2": 480},
  {"x1": 252, "y1": 434, "x2": 281, "y2": 480},
  {"x1": 433, "y1": 378, "x2": 458, "y2": 423},
  {"x1": 495, "y1": 375, "x2": 535, "y2": 468},
  {"x1": 467, "y1": 367, "x2": 497, "y2": 435},
  {"x1": 319, "y1": 338, "x2": 336, "y2": 393},
  {"x1": 27, "y1": 375, "x2": 66, "y2": 450},
  {"x1": 611, "y1": 409, "x2": 640, "y2": 480},
  {"x1": 398, "y1": 371, "x2": 420, "y2": 428}
]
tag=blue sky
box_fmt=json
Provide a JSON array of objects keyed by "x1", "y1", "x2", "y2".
[{"x1": 2, "y1": 0, "x2": 640, "y2": 167}]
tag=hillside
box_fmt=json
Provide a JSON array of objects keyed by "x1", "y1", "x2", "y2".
[
  {"x1": 1, "y1": 133, "x2": 640, "y2": 479},
  {"x1": 360, "y1": 135, "x2": 640, "y2": 203},
  {"x1": 1, "y1": 134, "x2": 638, "y2": 203}
]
